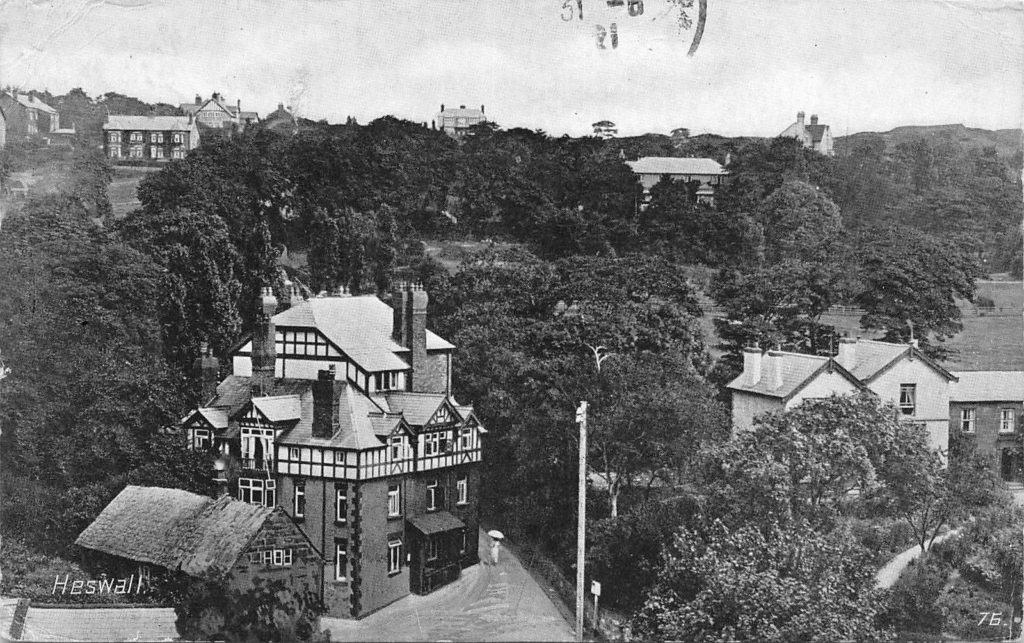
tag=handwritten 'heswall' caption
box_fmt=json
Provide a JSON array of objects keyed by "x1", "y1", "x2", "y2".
[{"x1": 560, "y1": 0, "x2": 707, "y2": 56}]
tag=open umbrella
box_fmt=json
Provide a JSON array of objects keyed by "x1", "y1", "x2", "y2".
[{"x1": 487, "y1": 529, "x2": 505, "y2": 540}]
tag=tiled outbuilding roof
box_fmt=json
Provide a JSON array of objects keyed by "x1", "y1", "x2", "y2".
[
  {"x1": 75, "y1": 486, "x2": 296, "y2": 579},
  {"x1": 951, "y1": 371, "x2": 1024, "y2": 402},
  {"x1": 626, "y1": 157, "x2": 727, "y2": 176}
]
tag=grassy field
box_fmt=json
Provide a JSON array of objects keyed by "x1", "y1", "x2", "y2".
[{"x1": 108, "y1": 168, "x2": 154, "y2": 218}]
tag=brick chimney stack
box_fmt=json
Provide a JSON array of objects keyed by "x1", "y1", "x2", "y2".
[
  {"x1": 195, "y1": 94, "x2": 202, "y2": 105},
  {"x1": 742, "y1": 346, "x2": 762, "y2": 386},
  {"x1": 392, "y1": 282, "x2": 430, "y2": 392},
  {"x1": 251, "y1": 286, "x2": 278, "y2": 397},
  {"x1": 194, "y1": 342, "x2": 220, "y2": 404},
  {"x1": 797, "y1": 111, "x2": 805, "y2": 126},
  {"x1": 810, "y1": 114, "x2": 818, "y2": 125},
  {"x1": 313, "y1": 366, "x2": 340, "y2": 439}
]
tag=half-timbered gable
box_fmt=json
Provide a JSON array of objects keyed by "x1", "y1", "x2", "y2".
[{"x1": 181, "y1": 284, "x2": 481, "y2": 619}]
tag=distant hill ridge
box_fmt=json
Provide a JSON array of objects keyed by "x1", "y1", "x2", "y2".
[{"x1": 836, "y1": 123, "x2": 1022, "y2": 159}]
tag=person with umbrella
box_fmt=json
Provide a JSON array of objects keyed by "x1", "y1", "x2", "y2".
[{"x1": 487, "y1": 530, "x2": 504, "y2": 565}]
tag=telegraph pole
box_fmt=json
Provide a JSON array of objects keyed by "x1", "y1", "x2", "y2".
[{"x1": 575, "y1": 400, "x2": 588, "y2": 642}]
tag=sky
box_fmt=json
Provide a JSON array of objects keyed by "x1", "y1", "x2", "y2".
[{"x1": 0, "y1": 0, "x2": 1021, "y2": 137}]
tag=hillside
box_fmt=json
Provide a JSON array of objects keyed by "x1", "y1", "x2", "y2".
[{"x1": 836, "y1": 123, "x2": 1022, "y2": 161}]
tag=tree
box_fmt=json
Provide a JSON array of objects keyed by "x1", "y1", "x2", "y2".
[
  {"x1": 633, "y1": 520, "x2": 891, "y2": 642},
  {"x1": 854, "y1": 226, "x2": 980, "y2": 358},
  {"x1": 173, "y1": 575, "x2": 327, "y2": 642},
  {"x1": 882, "y1": 432, "x2": 1006, "y2": 552},
  {"x1": 584, "y1": 351, "x2": 727, "y2": 517},
  {"x1": 711, "y1": 181, "x2": 847, "y2": 371},
  {"x1": 702, "y1": 394, "x2": 909, "y2": 530}
]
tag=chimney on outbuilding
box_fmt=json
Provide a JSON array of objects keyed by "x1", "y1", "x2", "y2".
[
  {"x1": 313, "y1": 366, "x2": 340, "y2": 439},
  {"x1": 837, "y1": 337, "x2": 856, "y2": 367},
  {"x1": 742, "y1": 346, "x2": 762, "y2": 386},
  {"x1": 766, "y1": 350, "x2": 785, "y2": 390},
  {"x1": 251, "y1": 286, "x2": 278, "y2": 397},
  {"x1": 193, "y1": 341, "x2": 220, "y2": 404}
]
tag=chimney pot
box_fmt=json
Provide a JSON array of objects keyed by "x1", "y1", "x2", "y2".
[
  {"x1": 837, "y1": 337, "x2": 856, "y2": 366},
  {"x1": 742, "y1": 346, "x2": 762, "y2": 386},
  {"x1": 441, "y1": 103, "x2": 445, "y2": 112},
  {"x1": 766, "y1": 350, "x2": 785, "y2": 390},
  {"x1": 261, "y1": 287, "x2": 278, "y2": 317}
]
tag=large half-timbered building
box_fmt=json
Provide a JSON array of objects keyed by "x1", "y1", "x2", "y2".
[{"x1": 180, "y1": 283, "x2": 484, "y2": 618}]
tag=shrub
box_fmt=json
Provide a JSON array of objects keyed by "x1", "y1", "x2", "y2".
[{"x1": 880, "y1": 553, "x2": 951, "y2": 634}]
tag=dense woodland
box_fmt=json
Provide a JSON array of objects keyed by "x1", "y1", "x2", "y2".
[{"x1": 0, "y1": 88, "x2": 1022, "y2": 640}]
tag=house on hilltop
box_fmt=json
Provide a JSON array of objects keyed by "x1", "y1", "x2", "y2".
[
  {"x1": 779, "y1": 111, "x2": 834, "y2": 156},
  {"x1": 179, "y1": 93, "x2": 259, "y2": 132},
  {"x1": 592, "y1": 120, "x2": 617, "y2": 138},
  {"x1": 435, "y1": 104, "x2": 487, "y2": 139},
  {"x1": 0, "y1": 92, "x2": 60, "y2": 139},
  {"x1": 264, "y1": 103, "x2": 298, "y2": 134},
  {"x1": 949, "y1": 370, "x2": 1024, "y2": 483},
  {"x1": 626, "y1": 156, "x2": 729, "y2": 206},
  {"x1": 75, "y1": 485, "x2": 321, "y2": 593},
  {"x1": 180, "y1": 282, "x2": 485, "y2": 618},
  {"x1": 103, "y1": 114, "x2": 200, "y2": 163}
]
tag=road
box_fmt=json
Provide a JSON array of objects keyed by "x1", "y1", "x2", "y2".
[{"x1": 321, "y1": 529, "x2": 574, "y2": 642}]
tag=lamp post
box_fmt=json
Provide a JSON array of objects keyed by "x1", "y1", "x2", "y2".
[{"x1": 575, "y1": 400, "x2": 588, "y2": 642}]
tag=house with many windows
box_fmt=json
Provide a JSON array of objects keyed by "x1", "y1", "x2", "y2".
[
  {"x1": 949, "y1": 371, "x2": 1024, "y2": 483},
  {"x1": 75, "y1": 486, "x2": 321, "y2": 594},
  {"x1": 730, "y1": 338, "x2": 958, "y2": 457},
  {"x1": 180, "y1": 283, "x2": 485, "y2": 618},
  {"x1": 435, "y1": 104, "x2": 487, "y2": 139},
  {"x1": 102, "y1": 114, "x2": 200, "y2": 163},
  {"x1": 626, "y1": 156, "x2": 729, "y2": 207}
]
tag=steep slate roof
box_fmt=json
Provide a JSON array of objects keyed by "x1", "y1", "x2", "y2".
[
  {"x1": 195, "y1": 407, "x2": 228, "y2": 429},
  {"x1": 275, "y1": 383, "x2": 388, "y2": 450},
  {"x1": 727, "y1": 351, "x2": 864, "y2": 401},
  {"x1": 253, "y1": 395, "x2": 302, "y2": 423},
  {"x1": 806, "y1": 124, "x2": 828, "y2": 143},
  {"x1": 272, "y1": 295, "x2": 454, "y2": 372},
  {"x1": 206, "y1": 376, "x2": 313, "y2": 420},
  {"x1": 626, "y1": 157, "x2": 727, "y2": 176},
  {"x1": 380, "y1": 391, "x2": 452, "y2": 426},
  {"x1": 951, "y1": 371, "x2": 1024, "y2": 402},
  {"x1": 13, "y1": 94, "x2": 57, "y2": 114},
  {"x1": 103, "y1": 115, "x2": 194, "y2": 131},
  {"x1": 835, "y1": 339, "x2": 956, "y2": 383}
]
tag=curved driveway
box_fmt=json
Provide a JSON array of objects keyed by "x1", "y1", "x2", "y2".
[{"x1": 320, "y1": 530, "x2": 574, "y2": 641}]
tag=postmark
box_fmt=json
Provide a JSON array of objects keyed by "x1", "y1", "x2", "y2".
[{"x1": 561, "y1": 0, "x2": 707, "y2": 55}]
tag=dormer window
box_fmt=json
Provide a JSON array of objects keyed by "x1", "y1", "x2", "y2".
[
  {"x1": 390, "y1": 435, "x2": 404, "y2": 460},
  {"x1": 375, "y1": 372, "x2": 398, "y2": 391}
]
